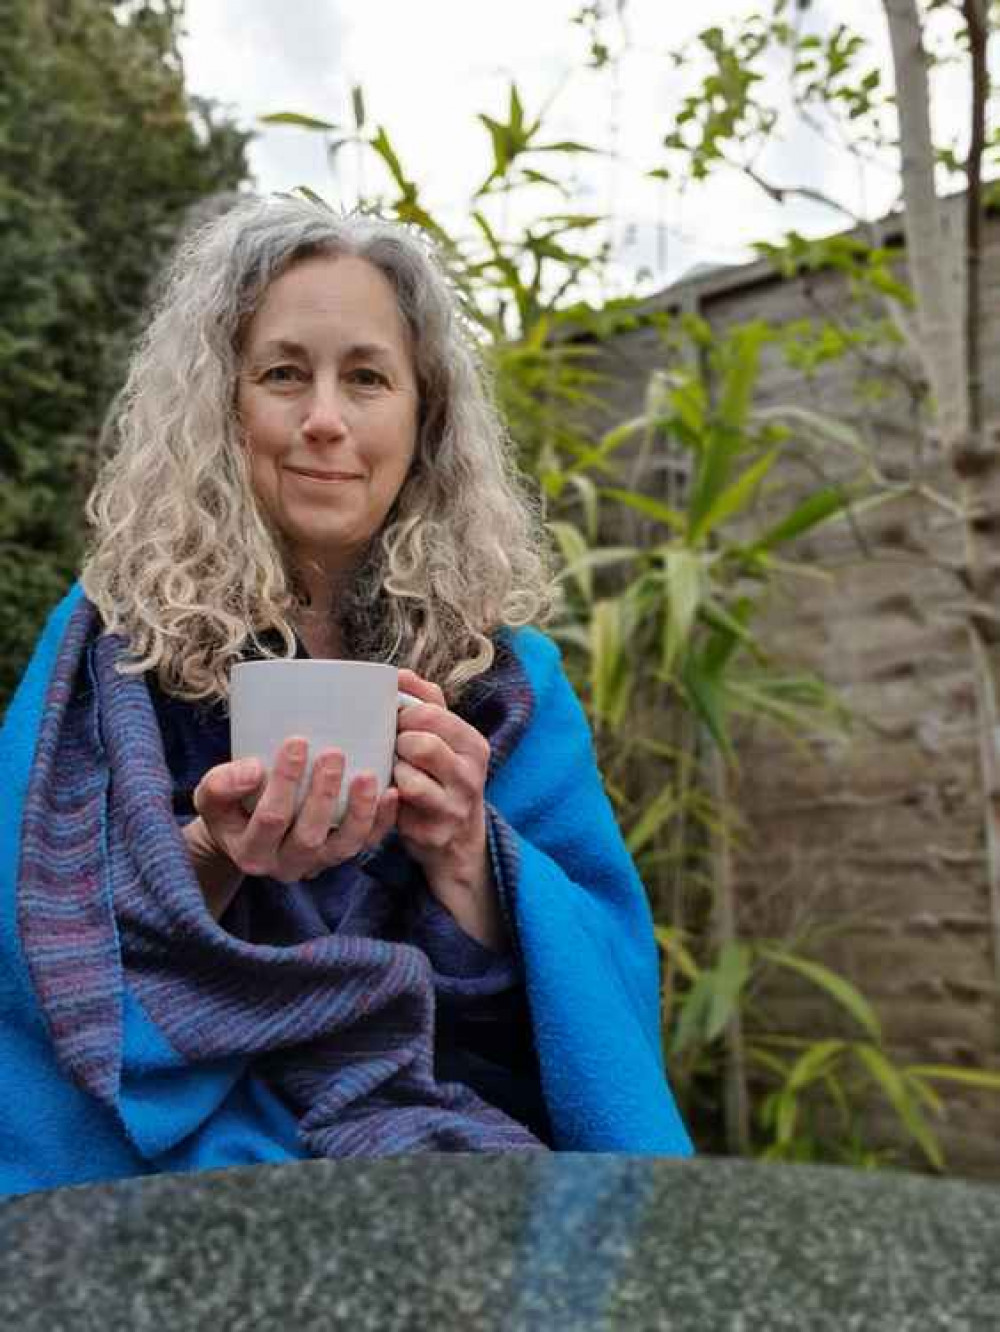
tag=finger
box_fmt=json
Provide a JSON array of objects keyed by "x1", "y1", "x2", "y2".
[
  {"x1": 397, "y1": 668, "x2": 446, "y2": 708},
  {"x1": 394, "y1": 730, "x2": 464, "y2": 787},
  {"x1": 396, "y1": 805, "x2": 453, "y2": 852},
  {"x1": 364, "y1": 787, "x2": 399, "y2": 850},
  {"x1": 325, "y1": 770, "x2": 380, "y2": 857},
  {"x1": 395, "y1": 706, "x2": 491, "y2": 769},
  {"x1": 193, "y1": 758, "x2": 263, "y2": 836},
  {"x1": 288, "y1": 748, "x2": 346, "y2": 855},
  {"x1": 241, "y1": 736, "x2": 308, "y2": 863},
  {"x1": 393, "y1": 757, "x2": 456, "y2": 820}
]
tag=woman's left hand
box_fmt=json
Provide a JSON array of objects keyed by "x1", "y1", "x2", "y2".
[{"x1": 393, "y1": 668, "x2": 506, "y2": 952}]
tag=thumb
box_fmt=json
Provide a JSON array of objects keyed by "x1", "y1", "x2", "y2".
[{"x1": 193, "y1": 758, "x2": 263, "y2": 837}]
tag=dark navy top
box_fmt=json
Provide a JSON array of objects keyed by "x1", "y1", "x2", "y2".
[{"x1": 146, "y1": 645, "x2": 551, "y2": 1145}]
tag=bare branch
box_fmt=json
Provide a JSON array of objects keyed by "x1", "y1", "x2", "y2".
[
  {"x1": 737, "y1": 161, "x2": 862, "y2": 225},
  {"x1": 962, "y1": 0, "x2": 987, "y2": 438}
]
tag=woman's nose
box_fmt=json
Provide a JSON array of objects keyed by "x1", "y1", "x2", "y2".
[{"x1": 301, "y1": 376, "x2": 347, "y2": 441}]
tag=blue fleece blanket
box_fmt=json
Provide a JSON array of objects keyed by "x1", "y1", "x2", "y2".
[{"x1": 0, "y1": 586, "x2": 692, "y2": 1195}]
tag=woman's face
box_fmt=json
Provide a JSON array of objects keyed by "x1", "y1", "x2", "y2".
[{"x1": 237, "y1": 253, "x2": 420, "y2": 579}]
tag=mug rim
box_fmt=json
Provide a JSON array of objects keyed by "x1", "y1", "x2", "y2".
[{"x1": 230, "y1": 659, "x2": 397, "y2": 676}]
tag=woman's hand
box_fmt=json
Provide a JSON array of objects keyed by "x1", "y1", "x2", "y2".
[
  {"x1": 393, "y1": 669, "x2": 506, "y2": 953},
  {"x1": 183, "y1": 737, "x2": 398, "y2": 919}
]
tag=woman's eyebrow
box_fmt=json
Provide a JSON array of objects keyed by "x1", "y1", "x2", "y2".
[
  {"x1": 246, "y1": 339, "x2": 399, "y2": 363},
  {"x1": 248, "y1": 338, "x2": 309, "y2": 362},
  {"x1": 342, "y1": 341, "x2": 399, "y2": 363}
]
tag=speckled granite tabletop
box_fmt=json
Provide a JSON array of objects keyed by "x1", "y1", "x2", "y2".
[{"x1": 1, "y1": 1155, "x2": 999, "y2": 1331}]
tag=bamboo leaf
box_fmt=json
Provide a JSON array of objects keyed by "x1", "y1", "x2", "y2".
[
  {"x1": 351, "y1": 85, "x2": 366, "y2": 129},
  {"x1": 853, "y1": 1044, "x2": 944, "y2": 1170},
  {"x1": 680, "y1": 661, "x2": 732, "y2": 756},
  {"x1": 775, "y1": 1088, "x2": 799, "y2": 1145},
  {"x1": 699, "y1": 597, "x2": 758, "y2": 675},
  {"x1": 706, "y1": 942, "x2": 752, "y2": 1042},
  {"x1": 725, "y1": 675, "x2": 850, "y2": 739},
  {"x1": 671, "y1": 376, "x2": 708, "y2": 439},
  {"x1": 670, "y1": 971, "x2": 714, "y2": 1055},
  {"x1": 555, "y1": 545, "x2": 638, "y2": 597},
  {"x1": 653, "y1": 925, "x2": 700, "y2": 981},
  {"x1": 548, "y1": 520, "x2": 590, "y2": 597},
  {"x1": 567, "y1": 473, "x2": 600, "y2": 541},
  {"x1": 598, "y1": 417, "x2": 646, "y2": 455},
  {"x1": 758, "y1": 945, "x2": 882, "y2": 1041},
  {"x1": 626, "y1": 784, "x2": 679, "y2": 855},
  {"x1": 717, "y1": 323, "x2": 769, "y2": 432},
  {"x1": 534, "y1": 140, "x2": 601, "y2": 154},
  {"x1": 752, "y1": 404, "x2": 866, "y2": 456},
  {"x1": 370, "y1": 125, "x2": 408, "y2": 190},
  {"x1": 749, "y1": 486, "x2": 855, "y2": 554},
  {"x1": 689, "y1": 448, "x2": 779, "y2": 544},
  {"x1": 261, "y1": 111, "x2": 339, "y2": 131},
  {"x1": 787, "y1": 1039, "x2": 846, "y2": 1092},
  {"x1": 291, "y1": 185, "x2": 332, "y2": 209},
  {"x1": 746, "y1": 1047, "x2": 790, "y2": 1080},
  {"x1": 602, "y1": 488, "x2": 687, "y2": 532},
  {"x1": 590, "y1": 597, "x2": 632, "y2": 726},
  {"x1": 478, "y1": 113, "x2": 512, "y2": 180},
  {"x1": 687, "y1": 424, "x2": 743, "y2": 536},
  {"x1": 662, "y1": 549, "x2": 704, "y2": 675},
  {"x1": 903, "y1": 1072, "x2": 946, "y2": 1118},
  {"x1": 509, "y1": 82, "x2": 525, "y2": 138},
  {"x1": 905, "y1": 1065, "x2": 1000, "y2": 1092}
]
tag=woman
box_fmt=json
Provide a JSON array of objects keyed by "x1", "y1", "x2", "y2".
[{"x1": 0, "y1": 196, "x2": 692, "y2": 1196}]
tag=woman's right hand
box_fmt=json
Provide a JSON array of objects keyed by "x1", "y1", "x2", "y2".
[{"x1": 183, "y1": 736, "x2": 398, "y2": 917}]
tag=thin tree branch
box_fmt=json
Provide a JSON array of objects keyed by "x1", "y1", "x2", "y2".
[
  {"x1": 963, "y1": 0, "x2": 987, "y2": 439},
  {"x1": 736, "y1": 161, "x2": 862, "y2": 225}
]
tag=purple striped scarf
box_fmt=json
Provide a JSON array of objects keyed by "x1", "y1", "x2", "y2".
[{"x1": 18, "y1": 599, "x2": 543, "y2": 1156}]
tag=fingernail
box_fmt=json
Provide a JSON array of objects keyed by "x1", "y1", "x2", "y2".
[
  {"x1": 235, "y1": 759, "x2": 261, "y2": 786},
  {"x1": 287, "y1": 739, "x2": 307, "y2": 764}
]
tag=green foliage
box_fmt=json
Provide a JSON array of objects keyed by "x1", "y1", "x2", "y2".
[
  {"x1": 658, "y1": 926, "x2": 1000, "y2": 1170},
  {"x1": 0, "y1": 0, "x2": 250, "y2": 712},
  {"x1": 754, "y1": 232, "x2": 914, "y2": 306},
  {"x1": 548, "y1": 324, "x2": 870, "y2": 755},
  {"x1": 655, "y1": 2, "x2": 894, "y2": 187},
  {"x1": 659, "y1": 21, "x2": 777, "y2": 182}
]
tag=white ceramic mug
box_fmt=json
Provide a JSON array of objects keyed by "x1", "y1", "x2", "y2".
[{"x1": 229, "y1": 659, "x2": 419, "y2": 828}]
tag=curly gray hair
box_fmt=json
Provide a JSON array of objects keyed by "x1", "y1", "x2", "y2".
[{"x1": 82, "y1": 194, "x2": 553, "y2": 702}]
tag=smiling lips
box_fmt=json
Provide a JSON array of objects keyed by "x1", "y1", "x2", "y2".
[{"x1": 285, "y1": 466, "x2": 363, "y2": 482}]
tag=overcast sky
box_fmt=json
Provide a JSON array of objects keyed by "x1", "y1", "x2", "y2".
[{"x1": 178, "y1": 1, "x2": 967, "y2": 296}]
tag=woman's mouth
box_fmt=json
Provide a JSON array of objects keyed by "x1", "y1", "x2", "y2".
[{"x1": 285, "y1": 466, "x2": 362, "y2": 482}]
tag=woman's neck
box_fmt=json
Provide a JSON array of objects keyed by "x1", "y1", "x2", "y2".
[
  {"x1": 289, "y1": 554, "x2": 357, "y2": 659},
  {"x1": 294, "y1": 606, "x2": 344, "y2": 660}
]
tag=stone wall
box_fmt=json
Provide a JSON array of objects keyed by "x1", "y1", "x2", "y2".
[{"x1": 590, "y1": 210, "x2": 1000, "y2": 1178}]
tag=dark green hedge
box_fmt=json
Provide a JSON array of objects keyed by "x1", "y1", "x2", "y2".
[{"x1": 0, "y1": 0, "x2": 252, "y2": 716}]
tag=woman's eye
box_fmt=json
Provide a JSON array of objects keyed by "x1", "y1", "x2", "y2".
[
  {"x1": 349, "y1": 367, "x2": 389, "y2": 388},
  {"x1": 262, "y1": 365, "x2": 306, "y2": 384}
]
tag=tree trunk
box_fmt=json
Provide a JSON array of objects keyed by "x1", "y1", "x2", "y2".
[
  {"x1": 885, "y1": 0, "x2": 1000, "y2": 1025},
  {"x1": 883, "y1": 0, "x2": 968, "y2": 445}
]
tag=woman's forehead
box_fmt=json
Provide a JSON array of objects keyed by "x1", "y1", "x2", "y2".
[{"x1": 245, "y1": 254, "x2": 413, "y2": 358}]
